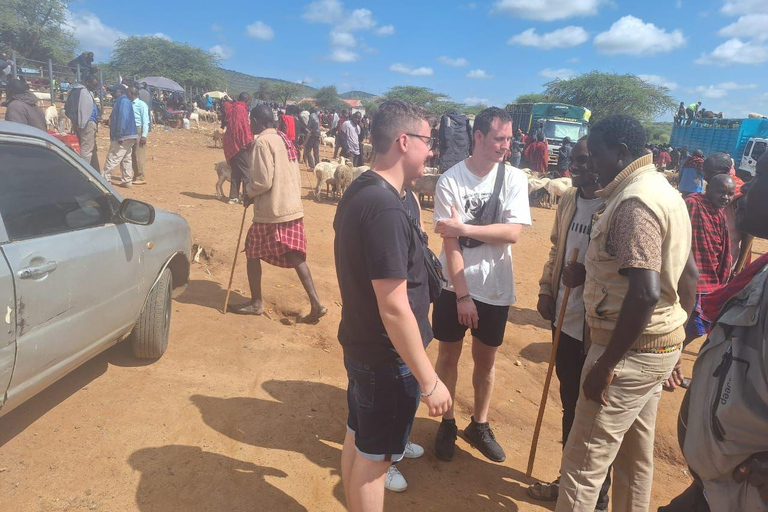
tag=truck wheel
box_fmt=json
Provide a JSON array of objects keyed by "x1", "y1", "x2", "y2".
[{"x1": 130, "y1": 268, "x2": 172, "y2": 359}]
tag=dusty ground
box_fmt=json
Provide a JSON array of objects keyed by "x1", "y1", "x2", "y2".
[{"x1": 1, "y1": 122, "x2": 766, "y2": 512}]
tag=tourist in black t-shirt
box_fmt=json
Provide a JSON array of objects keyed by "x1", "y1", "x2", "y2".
[{"x1": 333, "y1": 99, "x2": 452, "y2": 510}]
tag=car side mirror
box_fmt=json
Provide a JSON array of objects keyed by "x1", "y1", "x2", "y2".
[{"x1": 119, "y1": 199, "x2": 155, "y2": 225}]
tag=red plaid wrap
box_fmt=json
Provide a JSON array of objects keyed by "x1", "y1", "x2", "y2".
[
  {"x1": 244, "y1": 218, "x2": 306, "y2": 268},
  {"x1": 223, "y1": 101, "x2": 253, "y2": 164},
  {"x1": 685, "y1": 193, "x2": 732, "y2": 295},
  {"x1": 277, "y1": 130, "x2": 298, "y2": 161}
]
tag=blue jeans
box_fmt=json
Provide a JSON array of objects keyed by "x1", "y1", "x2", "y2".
[{"x1": 345, "y1": 356, "x2": 420, "y2": 462}]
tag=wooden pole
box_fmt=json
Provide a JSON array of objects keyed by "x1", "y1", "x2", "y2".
[
  {"x1": 222, "y1": 205, "x2": 250, "y2": 314},
  {"x1": 527, "y1": 248, "x2": 580, "y2": 478},
  {"x1": 734, "y1": 235, "x2": 755, "y2": 275}
]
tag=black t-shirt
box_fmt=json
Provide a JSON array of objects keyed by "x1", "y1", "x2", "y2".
[{"x1": 333, "y1": 171, "x2": 433, "y2": 366}]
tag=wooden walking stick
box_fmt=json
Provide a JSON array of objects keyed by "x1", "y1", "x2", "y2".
[
  {"x1": 222, "y1": 204, "x2": 249, "y2": 314},
  {"x1": 734, "y1": 235, "x2": 754, "y2": 275},
  {"x1": 527, "y1": 248, "x2": 580, "y2": 478}
]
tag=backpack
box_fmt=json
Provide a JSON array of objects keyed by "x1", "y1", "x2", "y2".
[
  {"x1": 438, "y1": 112, "x2": 472, "y2": 173},
  {"x1": 64, "y1": 87, "x2": 82, "y2": 124}
]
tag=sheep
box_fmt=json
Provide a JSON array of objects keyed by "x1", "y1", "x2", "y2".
[
  {"x1": 424, "y1": 166, "x2": 439, "y2": 175},
  {"x1": 544, "y1": 177, "x2": 572, "y2": 209},
  {"x1": 527, "y1": 177, "x2": 550, "y2": 196},
  {"x1": 412, "y1": 174, "x2": 440, "y2": 206},
  {"x1": 362, "y1": 142, "x2": 373, "y2": 162},
  {"x1": 322, "y1": 136, "x2": 335, "y2": 148},
  {"x1": 212, "y1": 127, "x2": 226, "y2": 148},
  {"x1": 213, "y1": 161, "x2": 232, "y2": 198},
  {"x1": 350, "y1": 165, "x2": 370, "y2": 183},
  {"x1": 314, "y1": 157, "x2": 343, "y2": 200},
  {"x1": 332, "y1": 164, "x2": 355, "y2": 198},
  {"x1": 45, "y1": 105, "x2": 59, "y2": 131},
  {"x1": 188, "y1": 110, "x2": 200, "y2": 130}
]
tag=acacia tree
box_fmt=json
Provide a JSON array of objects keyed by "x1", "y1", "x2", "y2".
[
  {"x1": 109, "y1": 36, "x2": 223, "y2": 90},
  {"x1": 513, "y1": 93, "x2": 549, "y2": 104},
  {"x1": 544, "y1": 71, "x2": 675, "y2": 123},
  {"x1": 255, "y1": 80, "x2": 302, "y2": 105},
  {"x1": 0, "y1": 0, "x2": 77, "y2": 63},
  {"x1": 314, "y1": 85, "x2": 346, "y2": 110}
]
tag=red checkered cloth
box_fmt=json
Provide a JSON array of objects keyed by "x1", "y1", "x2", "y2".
[
  {"x1": 244, "y1": 218, "x2": 306, "y2": 268},
  {"x1": 277, "y1": 130, "x2": 298, "y2": 161},
  {"x1": 223, "y1": 101, "x2": 253, "y2": 164},
  {"x1": 685, "y1": 193, "x2": 732, "y2": 295}
]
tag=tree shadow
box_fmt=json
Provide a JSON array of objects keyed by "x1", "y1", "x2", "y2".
[
  {"x1": 508, "y1": 306, "x2": 550, "y2": 330},
  {"x1": 191, "y1": 379, "x2": 550, "y2": 511},
  {"x1": 128, "y1": 445, "x2": 307, "y2": 512},
  {"x1": 518, "y1": 342, "x2": 553, "y2": 365},
  {"x1": 175, "y1": 279, "x2": 248, "y2": 312},
  {"x1": 180, "y1": 191, "x2": 224, "y2": 202}
]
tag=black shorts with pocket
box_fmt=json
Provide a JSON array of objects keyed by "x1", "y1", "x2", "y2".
[{"x1": 432, "y1": 290, "x2": 510, "y2": 347}]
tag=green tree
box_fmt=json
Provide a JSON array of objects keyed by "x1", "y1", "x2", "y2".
[
  {"x1": 109, "y1": 36, "x2": 223, "y2": 90},
  {"x1": 361, "y1": 99, "x2": 379, "y2": 116},
  {"x1": 381, "y1": 86, "x2": 472, "y2": 117},
  {"x1": 462, "y1": 103, "x2": 488, "y2": 116},
  {"x1": 544, "y1": 71, "x2": 676, "y2": 123},
  {"x1": 314, "y1": 85, "x2": 346, "y2": 110},
  {"x1": 513, "y1": 93, "x2": 549, "y2": 104},
  {"x1": 0, "y1": 0, "x2": 78, "y2": 64},
  {"x1": 255, "y1": 80, "x2": 302, "y2": 105}
]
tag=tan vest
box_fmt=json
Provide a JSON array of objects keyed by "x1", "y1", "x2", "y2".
[{"x1": 584, "y1": 155, "x2": 692, "y2": 349}]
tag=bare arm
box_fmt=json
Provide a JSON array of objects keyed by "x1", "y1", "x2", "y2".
[
  {"x1": 678, "y1": 250, "x2": 699, "y2": 323},
  {"x1": 461, "y1": 223, "x2": 523, "y2": 244}
]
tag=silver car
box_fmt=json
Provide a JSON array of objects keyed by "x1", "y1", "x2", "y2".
[{"x1": 0, "y1": 121, "x2": 191, "y2": 418}]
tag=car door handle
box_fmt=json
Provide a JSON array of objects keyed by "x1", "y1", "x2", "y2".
[{"x1": 18, "y1": 261, "x2": 58, "y2": 279}]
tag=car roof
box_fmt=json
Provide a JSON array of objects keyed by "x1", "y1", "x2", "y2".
[{"x1": 0, "y1": 121, "x2": 73, "y2": 152}]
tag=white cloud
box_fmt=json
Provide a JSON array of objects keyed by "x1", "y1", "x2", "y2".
[
  {"x1": 594, "y1": 16, "x2": 686, "y2": 55},
  {"x1": 300, "y1": 77, "x2": 313, "y2": 84},
  {"x1": 438, "y1": 56, "x2": 469, "y2": 67},
  {"x1": 696, "y1": 38, "x2": 768, "y2": 65},
  {"x1": 303, "y1": 0, "x2": 344, "y2": 23},
  {"x1": 508, "y1": 26, "x2": 589, "y2": 49},
  {"x1": 638, "y1": 74, "x2": 679, "y2": 91},
  {"x1": 147, "y1": 32, "x2": 171, "y2": 41},
  {"x1": 692, "y1": 82, "x2": 757, "y2": 99},
  {"x1": 539, "y1": 68, "x2": 576, "y2": 79},
  {"x1": 330, "y1": 32, "x2": 356, "y2": 47},
  {"x1": 211, "y1": 24, "x2": 223, "y2": 32},
  {"x1": 721, "y1": 0, "x2": 768, "y2": 16},
  {"x1": 467, "y1": 69, "x2": 493, "y2": 79},
  {"x1": 209, "y1": 45, "x2": 234, "y2": 60},
  {"x1": 493, "y1": 0, "x2": 605, "y2": 21},
  {"x1": 67, "y1": 10, "x2": 127, "y2": 58},
  {"x1": 390, "y1": 63, "x2": 434, "y2": 76},
  {"x1": 718, "y1": 14, "x2": 768, "y2": 41},
  {"x1": 246, "y1": 21, "x2": 274, "y2": 41},
  {"x1": 376, "y1": 24, "x2": 395, "y2": 35},
  {"x1": 330, "y1": 48, "x2": 359, "y2": 63},
  {"x1": 344, "y1": 9, "x2": 377, "y2": 31},
  {"x1": 464, "y1": 97, "x2": 489, "y2": 105}
]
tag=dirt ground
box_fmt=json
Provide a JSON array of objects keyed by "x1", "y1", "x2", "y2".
[{"x1": 1, "y1": 122, "x2": 766, "y2": 512}]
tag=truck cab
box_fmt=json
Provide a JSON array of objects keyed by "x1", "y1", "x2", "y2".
[{"x1": 741, "y1": 137, "x2": 767, "y2": 177}]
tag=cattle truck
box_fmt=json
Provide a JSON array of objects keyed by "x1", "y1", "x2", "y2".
[
  {"x1": 505, "y1": 102, "x2": 591, "y2": 167},
  {"x1": 670, "y1": 117, "x2": 768, "y2": 177}
]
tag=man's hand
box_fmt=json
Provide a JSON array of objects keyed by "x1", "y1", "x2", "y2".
[
  {"x1": 733, "y1": 452, "x2": 768, "y2": 502},
  {"x1": 457, "y1": 299, "x2": 479, "y2": 329},
  {"x1": 140, "y1": 137, "x2": 147, "y2": 147},
  {"x1": 421, "y1": 377, "x2": 452, "y2": 417},
  {"x1": 436, "y1": 205, "x2": 466, "y2": 239},
  {"x1": 663, "y1": 357, "x2": 684, "y2": 391},
  {"x1": 537, "y1": 294, "x2": 556, "y2": 323},
  {"x1": 562, "y1": 261, "x2": 586, "y2": 288},
  {"x1": 583, "y1": 360, "x2": 615, "y2": 405},
  {"x1": 243, "y1": 195, "x2": 254, "y2": 208}
]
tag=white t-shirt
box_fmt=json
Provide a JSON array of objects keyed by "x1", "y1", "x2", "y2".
[
  {"x1": 555, "y1": 194, "x2": 605, "y2": 341},
  {"x1": 434, "y1": 161, "x2": 532, "y2": 306}
]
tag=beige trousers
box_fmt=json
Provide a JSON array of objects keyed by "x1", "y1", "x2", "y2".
[
  {"x1": 103, "y1": 139, "x2": 136, "y2": 183},
  {"x1": 75, "y1": 121, "x2": 100, "y2": 172},
  {"x1": 556, "y1": 343, "x2": 680, "y2": 512},
  {"x1": 131, "y1": 139, "x2": 146, "y2": 181}
]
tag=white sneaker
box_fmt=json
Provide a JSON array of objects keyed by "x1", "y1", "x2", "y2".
[
  {"x1": 385, "y1": 465, "x2": 407, "y2": 492},
  {"x1": 403, "y1": 442, "x2": 424, "y2": 459}
]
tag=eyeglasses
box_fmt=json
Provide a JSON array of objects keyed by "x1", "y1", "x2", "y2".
[{"x1": 403, "y1": 133, "x2": 437, "y2": 150}]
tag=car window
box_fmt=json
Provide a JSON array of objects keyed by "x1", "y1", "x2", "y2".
[
  {"x1": 752, "y1": 141, "x2": 767, "y2": 161},
  {"x1": 744, "y1": 141, "x2": 754, "y2": 158},
  {"x1": 0, "y1": 143, "x2": 111, "y2": 241}
]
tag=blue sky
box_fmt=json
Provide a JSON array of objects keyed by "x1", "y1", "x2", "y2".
[{"x1": 67, "y1": 0, "x2": 768, "y2": 119}]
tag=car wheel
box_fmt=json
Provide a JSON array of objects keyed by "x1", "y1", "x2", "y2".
[{"x1": 130, "y1": 268, "x2": 172, "y2": 359}]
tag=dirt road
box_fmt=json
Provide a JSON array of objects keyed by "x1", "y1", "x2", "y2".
[{"x1": 1, "y1": 125, "x2": 764, "y2": 511}]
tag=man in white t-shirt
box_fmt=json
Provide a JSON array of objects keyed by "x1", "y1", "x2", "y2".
[
  {"x1": 432, "y1": 107, "x2": 532, "y2": 463},
  {"x1": 528, "y1": 138, "x2": 611, "y2": 509}
]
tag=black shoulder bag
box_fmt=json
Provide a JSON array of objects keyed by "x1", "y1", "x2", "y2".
[
  {"x1": 458, "y1": 162, "x2": 506, "y2": 249},
  {"x1": 339, "y1": 176, "x2": 447, "y2": 302}
]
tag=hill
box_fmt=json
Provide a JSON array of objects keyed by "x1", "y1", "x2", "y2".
[{"x1": 219, "y1": 68, "x2": 375, "y2": 101}]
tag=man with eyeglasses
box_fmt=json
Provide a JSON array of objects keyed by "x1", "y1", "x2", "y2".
[{"x1": 432, "y1": 107, "x2": 531, "y2": 463}]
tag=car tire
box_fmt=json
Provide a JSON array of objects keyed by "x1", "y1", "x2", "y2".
[{"x1": 130, "y1": 268, "x2": 172, "y2": 359}]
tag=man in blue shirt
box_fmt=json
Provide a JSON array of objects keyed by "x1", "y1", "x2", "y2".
[
  {"x1": 128, "y1": 86, "x2": 150, "y2": 185},
  {"x1": 103, "y1": 84, "x2": 137, "y2": 188}
]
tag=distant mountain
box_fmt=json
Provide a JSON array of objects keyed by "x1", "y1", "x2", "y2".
[{"x1": 219, "y1": 68, "x2": 375, "y2": 101}]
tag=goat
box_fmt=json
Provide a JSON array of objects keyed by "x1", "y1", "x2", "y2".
[
  {"x1": 322, "y1": 136, "x2": 335, "y2": 148},
  {"x1": 45, "y1": 105, "x2": 59, "y2": 131},
  {"x1": 412, "y1": 174, "x2": 440, "y2": 206},
  {"x1": 212, "y1": 127, "x2": 226, "y2": 148},
  {"x1": 544, "y1": 177, "x2": 572, "y2": 208},
  {"x1": 213, "y1": 161, "x2": 231, "y2": 198}
]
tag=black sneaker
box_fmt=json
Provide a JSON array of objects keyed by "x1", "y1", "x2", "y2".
[
  {"x1": 463, "y1": 416, "x2": 506, "y2": 462},
  {"x1": 434, "y1": 418, "x2": 458, "y2": 461}
]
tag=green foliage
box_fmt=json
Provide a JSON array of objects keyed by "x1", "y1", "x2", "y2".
[
  {"x1": 462, "y1": 103, "x2": 488, "y2": 116},
  {"x1": 514, "y1": 93, "x2": 549, "y2": 104},
  {"x1": 382, "y1": 86, "x2": 472, "y2": 117},
  {"x1": 544, "y1": 71, "x2": 676, "y2": 124},
  {"x1": 314, "y1": 85, "x2": 347, "y2": 110},
  {"x1": 659, "y1": 133, "x2": 670, "y2": 145},
  {"x1": 0, "y1": 0, "x2": 78, "y2": 64},
  {"x1": 361, "y1": 99, "x2": 379, "y2": 116},
  {"x1": 252, "y1": 80, "x2": 302, "y2": 104},
  {"x1": 108, "y1": 36, "x2": 223, "y2": 90},
  {"x1": 643, "y1": 122, "x2": 673, "y2": 144},
  {"x1": 340, "y1": 90, "x2": 376, "y2": 100},
  {"x1": 296, "y1": 101, "x2": 315, "y2": 112}
]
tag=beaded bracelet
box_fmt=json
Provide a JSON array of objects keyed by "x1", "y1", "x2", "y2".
[{"x1": 420, "y1": 374, "x2": 440, "y2": 398}]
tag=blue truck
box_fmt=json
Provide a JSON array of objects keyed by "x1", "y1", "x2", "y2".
[{"x1": 670, "y1": 117, "x2": 768, "y2": 176}]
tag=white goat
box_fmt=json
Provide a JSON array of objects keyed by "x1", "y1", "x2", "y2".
[
  {"x1": 45, "y1": 105, "x2": 59, "y2": 131},
  {"x1": 544, "y1": 177, "x2": 572, "y2": 208},
  {"x1": 322, "y1": 136, "x2": 335, "y2": 148}
]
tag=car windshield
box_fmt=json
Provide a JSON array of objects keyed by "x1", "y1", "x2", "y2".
[
  {"x1": 753, "y1": 141, "x2": 767, "y2": 161},
  {"x1": 544, "y1": 121, "x2": 586, "y2": 141}
]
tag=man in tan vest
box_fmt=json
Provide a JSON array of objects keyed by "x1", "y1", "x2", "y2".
[{"x1": 555, "y1": 115, "x2": 698, "y2": 512}]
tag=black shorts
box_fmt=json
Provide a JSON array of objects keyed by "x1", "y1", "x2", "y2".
[
  {"x1": 432, "y1": 290, "x2": 510, "y2": 347},
  {"x1": 345, "y1": 356, "x2": 420, "y2": 462}
]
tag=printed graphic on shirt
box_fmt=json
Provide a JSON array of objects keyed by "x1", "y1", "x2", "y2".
[
  {"x1": 462, "y1": 191, "x2": 492, "y2": 220},
  {"x1": 569, "y1": 218, "x2": 593, "y2": 237}
]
